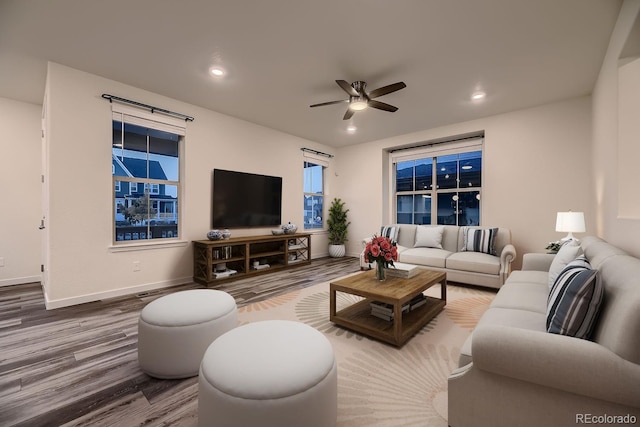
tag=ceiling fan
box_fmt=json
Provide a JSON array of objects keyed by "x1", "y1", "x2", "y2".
[{"x1": 310, "y1": 80, "x2": 406, "y2": 120}]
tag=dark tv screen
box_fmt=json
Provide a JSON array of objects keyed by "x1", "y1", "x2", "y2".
[{"x1": 212, "y1": 169, "x2": 282, "y2": 228}]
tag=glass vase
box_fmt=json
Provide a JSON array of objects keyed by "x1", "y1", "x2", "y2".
[{"x1": 375, "y1": 261, "x2": 386, "y2": 281}]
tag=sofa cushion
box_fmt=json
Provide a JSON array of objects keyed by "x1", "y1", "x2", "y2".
[
  {"x1": 581, "y1": 236, "x2": 628, "y2": 269},
  {"x1": 547, "y1": 257, "x2": 603, "y2": 339},
  {"x1": 590, "y1": 254, "x2": 640, "y2": 364},
  {"x1": 505, "y1": 270, "x2": 549, "y2": 287},
  {"x1": 490, "y1": 282, "x2": 549, "y2": 314},
  {"x1": 459, "y1": 307, "x2": 547, "y2": 366},
  {"x1": 461, "y1": 227, "x2": 498, "y2": 255},
  {"x1": 400, "y1": 247, "x2": 451, "y2": 268},
  {"x1": 548, "y1": 240, "x2": 582, "y2": 288},
  {"x1": 446, "y1": 251, "x2": 500, "y2": 275},
  {"x1": 477, "y1": 307, "x2": 547, "y2": 332},
  {"x1": 392, "y1": 224, "x2": 417, "y2": 249},
  {"x1": 414, "y1": 225, "x2": 444, "y2": 249}
]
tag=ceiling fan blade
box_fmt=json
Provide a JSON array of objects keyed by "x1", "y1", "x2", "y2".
[
  {"x1": 343, "y1": 108, "x2": 355, "y2": 120},
  {"x1": 310, "y1": 99, "x2": 348, "y2": 108},
  {"x1": 368, "y1": 82, "x2": 406, "y2": 99},
  {"x1": 368, "y1": 100, "x2": 398, "y2": 112},
  {"x1": 336, "y1": 80, "x2": 359, "y2": 96}
]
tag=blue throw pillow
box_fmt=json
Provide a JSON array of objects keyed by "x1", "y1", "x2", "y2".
[
  {"x1": 547, "y1": 256, "x2": 603, "y2": 339},
  {"x1": 380, "y1": 226, "x2": 399, "y2": 243},
  {"x1": 461, "y1": 227, "x2": 498, "y2": 255}
]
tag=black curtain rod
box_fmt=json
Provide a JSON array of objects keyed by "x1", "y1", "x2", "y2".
[
  {"x1": 388, "y1": 132, "x2": 484, "y2": 153},
  {"x1": 101, "y1": 94, "x2": 195, "y2": 122},
  {"x1": 301, "y1": 147, "x2": 334, "y2": 158}
]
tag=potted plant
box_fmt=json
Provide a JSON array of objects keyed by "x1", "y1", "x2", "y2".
[{"x1": 327, "y1": 198, "x2": 351, "y2": 258}]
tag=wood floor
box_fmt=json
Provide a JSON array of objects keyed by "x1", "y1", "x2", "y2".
[{"x1": 0, "y1": 256, "x2": 361, "y2": 427}]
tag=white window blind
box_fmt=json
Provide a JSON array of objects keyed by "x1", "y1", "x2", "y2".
[
  {"x1": 111, "y1": 103, "x2": 187, "y2": 136},
  {"x1": 390, "y1": 137, "x2": 483, "y2": 164},
  {"x1": 302, "y1": 150, "x2": 330, "y2": 168}
]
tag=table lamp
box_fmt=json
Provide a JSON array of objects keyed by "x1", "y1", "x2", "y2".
[{"x1": 555, "y1": 211, "x2": 585, "y2": 242}]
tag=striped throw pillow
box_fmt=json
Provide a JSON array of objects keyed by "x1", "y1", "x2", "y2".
[
  {"x1": 380, "y1": 226, "x2": 399, "y2": 243},
  {"x1": 547, "y1": 256, "x2": 603, "y2": 339},
  {"x1": 461, "y1": 227, "x2": 498, "y2": 255}
]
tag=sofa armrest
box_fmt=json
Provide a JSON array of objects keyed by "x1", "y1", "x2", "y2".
[
  {"x1": 499, "y1": 244, "x2": 516, "y2": 283},
  {"x1": 521, "y1": 253, "x2": 555, "y2": 271},
  {"x1": 471, "y1": 325, "x2": 640, "y2": 408},
  {"x1": 499, "y1": 243, "x2": 516, "y2": 266}
]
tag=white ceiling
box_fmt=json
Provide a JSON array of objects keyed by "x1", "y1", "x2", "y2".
[{"x1": 0, "y1": 0, "x2": 621, "y2": 147}]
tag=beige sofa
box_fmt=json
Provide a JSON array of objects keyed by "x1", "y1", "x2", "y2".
[
  {"x1": 448, "y1": 236, "x2": 640, "y2": 427},
  {"x1": 360, "y1": 224, "x2": 516, "y2": 289}
]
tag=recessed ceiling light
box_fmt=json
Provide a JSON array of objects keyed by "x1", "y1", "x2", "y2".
[
  {"x1": 210, "y1": 67, "x2": 225, "y2": 77},
  {"x1": 346, "y1": 125, "x2": 357, "y2": 133},
  {"x1": 471, "y1": 91, "x2": 486, "y2": 101}
]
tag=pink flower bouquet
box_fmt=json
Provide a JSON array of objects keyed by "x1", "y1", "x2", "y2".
[{"x1": 364, "y1": 235, "x2": 399, "y2": 269}]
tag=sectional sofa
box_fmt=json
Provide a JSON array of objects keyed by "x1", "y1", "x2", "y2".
[
  {"x1": 448, "y1": 236, "x2": 640, "y2": 427},
  {"x1": 360, "y1": 224, "x2": 516, "y2": 289}
]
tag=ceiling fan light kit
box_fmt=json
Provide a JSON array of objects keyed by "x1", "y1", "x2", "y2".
[
  {"x1": 349, "y1": 96, "x2": 368, "y2": 111},
  {"x1": 310, "y1": 79, "x2": 406, "y2": 120}
]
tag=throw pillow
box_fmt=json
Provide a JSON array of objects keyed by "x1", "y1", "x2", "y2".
[
  {"x1": 547, "y1": 256, "x2": 603, "y2": 339},
  {"x1": 461, "y1": 227, "x2": 498, "y2": 255},
  {"x1": 380, "y1": 226, "x2": 399, "y2": 243},
  {"x1": 548, "y1": 240, "x2": 583, "y2": 289},
  {"x1": 414, "y1": 226, "x2": 444, "y2": 249}
]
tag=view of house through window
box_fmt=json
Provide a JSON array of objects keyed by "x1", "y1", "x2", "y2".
[
  {"x1": 303, "y1": 161, "x2": 324, "y2": 229},
  {"x1": 112, "y1": 119, "x2": 182, "y2": 242},
  {"x1": 394, "y1": 146, "x2": 482, "y2": 226}
]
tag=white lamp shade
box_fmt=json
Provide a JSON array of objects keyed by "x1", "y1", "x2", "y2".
[{"x1": 555, "y1": 211, "x2": 586, "y2": 233}]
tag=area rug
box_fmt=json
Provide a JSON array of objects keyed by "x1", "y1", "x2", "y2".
[{"x1": 237, "y1": 273, "x2": 495, "y2": 427}]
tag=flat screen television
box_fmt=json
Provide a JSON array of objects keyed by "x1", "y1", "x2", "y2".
[{"x1": 212, "y1": 169, "x2": 282, "y2": 228}]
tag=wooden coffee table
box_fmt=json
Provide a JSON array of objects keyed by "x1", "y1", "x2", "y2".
[{"x1": 329, "y1": 268, "x2": 446, "y2": 347}]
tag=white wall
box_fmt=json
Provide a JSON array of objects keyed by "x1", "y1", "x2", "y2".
[
  {"x1": 0, "y1": 97, "x2": 42, "y2": 287},
  {"x1": 6, "y1": 1, "x2": 638, "y2": 304},
  {"x1": 335, "y1": 96, "x2": 594, "y2": 269},
  {"x1": 617, "y1": 57, "x2": 640, "y2": 219},
  {"x1": 592, "y1": 0, "x2": 640, "y2": 257},
  {"x1": 43, "y1": 62, "x2": 333, "y2": 307}
]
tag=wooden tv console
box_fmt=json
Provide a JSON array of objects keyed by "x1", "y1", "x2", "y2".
[{"x1": 193, "y1": 233, "x2": 311, "y2": 285}]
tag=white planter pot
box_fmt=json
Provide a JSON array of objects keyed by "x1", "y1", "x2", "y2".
[{"x1": 328, "y1": 244, "x2": 346, "y2": 258}]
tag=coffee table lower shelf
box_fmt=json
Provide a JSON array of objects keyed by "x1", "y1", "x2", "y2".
[{"x1": 330, "y1": 296, "x2": 445, "y2": 347}]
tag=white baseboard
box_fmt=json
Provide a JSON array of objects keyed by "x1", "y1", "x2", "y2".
[
  {"x1": 43, "y1": 276, "x2": 194, "y2": 310},
  {"x1": 0, "y1": 275, "x2": 41, "y2": 288}
]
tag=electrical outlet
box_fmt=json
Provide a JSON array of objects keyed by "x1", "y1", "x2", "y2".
[
  {"x1": 133, "y1": 261, "x2": 141, "y2": 272},
  {"x1": 0, "y1": 257, "x2": 4, "y2": 267}
]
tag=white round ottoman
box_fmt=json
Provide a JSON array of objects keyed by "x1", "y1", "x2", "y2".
[
  {"x1": 198, "y1": 320, "x2": 337, "y2": 427},
  {"x1": 138, "y1": 289, "x2": 237, "y2": 379}
]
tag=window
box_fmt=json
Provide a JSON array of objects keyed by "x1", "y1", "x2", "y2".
[
  {"x1": 144, "y1": 183, "x2": 160, "y2": 195},
  {"x1": 392, "y1": 138, "x2": 482, "y2": 226},
  {"x1": 303, "y1": 161, "x2": 325, "y2": 229},
  {"x1": 112, "y1": 106, "x2": 185, "y2": 243}
]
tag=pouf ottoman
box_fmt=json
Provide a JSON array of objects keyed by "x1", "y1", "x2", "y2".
[
  {"x1": 138, "y1": 289, "x2": 237, "y2": 379},
  {"x1": 198, "y1": 320, "x2": 337, "y2": 427}
]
